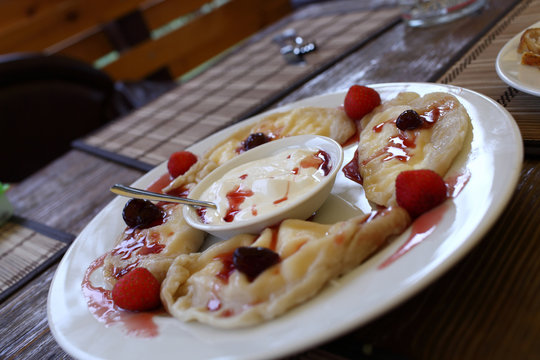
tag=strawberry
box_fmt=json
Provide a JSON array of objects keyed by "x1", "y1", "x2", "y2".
[
  {"x1": 395, "y1": 169, "x2": 447, "y2": 218},
  {"x1": 343, "y1": 85, "x2": 381, "y2": 120},
  {"x1": 167, "y1": 151, "x2": 197, "y2": 178},
  {"x1": 112, "y1": 267, "x2": 161, "y2": 311}
]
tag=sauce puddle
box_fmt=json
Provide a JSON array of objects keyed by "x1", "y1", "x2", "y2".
[
  {"x1": 379, "y1": 170, "x2": 470, "y2": 268},
  {"x1": 81, "y1": 254, "x2": 161, "y2": 337},
  {"x1": 379, "y1": 202, "x2": 449, "y2": 269}
]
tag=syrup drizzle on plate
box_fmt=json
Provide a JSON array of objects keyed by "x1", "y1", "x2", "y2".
[
  {"x1": 81, "y1": 254, "x2": 161, "y2": 338},
  {"x1": 379, "y1": 170, "x2": 471, "y2": 268}
]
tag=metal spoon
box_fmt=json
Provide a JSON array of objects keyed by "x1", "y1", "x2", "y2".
[{"x1": 110, "y1": 184, "x2": 217, "y2": 209}]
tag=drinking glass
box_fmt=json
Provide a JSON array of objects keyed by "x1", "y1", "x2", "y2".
[{"x1": 399, "y1": 0, "x2": 487, "y2": 27}]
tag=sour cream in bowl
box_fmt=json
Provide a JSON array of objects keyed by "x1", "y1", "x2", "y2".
[{"x1": 184, "y1": 135, "x2": 344, "y2": 239}]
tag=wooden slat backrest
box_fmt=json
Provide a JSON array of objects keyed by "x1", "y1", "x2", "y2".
[
  {"x1": 56, "y1": 0, "x2": 211, "y2": 69},
  {"x1": 0, "y1": 0, "x2": 151, "y2": 53},
  {"x1": 0, "y1": 0, "x2": 292, "y2": 81},
  {"x1": 0, "y1": 0, "x2": 67, "y2": 32},
  {"x1": 142, "y1": 0, "x2": 209, "y2": 30},
  {"x1": 163, "y1": 0, "x2": 292, "y2": 79},
  {"x1": 104, "y1": 0, "x2": 292, "y2": 80},
  {"x1": 56, "y1": 31, "x2": 114, "y2": 64}
]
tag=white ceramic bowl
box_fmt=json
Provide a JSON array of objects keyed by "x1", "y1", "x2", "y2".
[{"x1": 183, "y1": 135, "x2": 344, "y2": 239}]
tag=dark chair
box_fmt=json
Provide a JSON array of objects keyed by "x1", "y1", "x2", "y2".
[{"x1": 0, "y1": 53, "x2": 133, "y2": 182}]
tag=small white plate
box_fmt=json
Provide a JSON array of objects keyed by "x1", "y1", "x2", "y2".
[
  {"x1": 48, "y1": 83, "x2": 523, "y2": 360},
  {"x1": 495, "y1": 20, "x2": 540, "y2": 96}
]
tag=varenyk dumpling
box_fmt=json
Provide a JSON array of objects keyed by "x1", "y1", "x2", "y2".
[
  {"x1": 357, "y1": 91, "x2": 470, "y2": 206},
  {"x1": 161, "y1": 207, "x2": 410, "y2": 328}
]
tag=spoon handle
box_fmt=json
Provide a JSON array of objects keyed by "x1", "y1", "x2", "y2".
[{"x1": 110, "y1": 184, "x2": 217, "y2": 209}]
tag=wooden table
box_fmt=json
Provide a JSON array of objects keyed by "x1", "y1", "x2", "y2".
[{"x1": 2, "y1": 0, "x2": 539, "y2": 359}]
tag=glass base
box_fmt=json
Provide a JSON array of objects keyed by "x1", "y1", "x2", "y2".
[{"x1": 402, "y1": 0, "x2": 487, "y2": 28}]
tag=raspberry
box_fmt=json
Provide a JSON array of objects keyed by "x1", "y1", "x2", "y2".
[
  {"x1": 167, "y1": 151, "x2": 197, "y2": 178},
  {"x1": 112, "y1": 267, "x2": 161, "y2": 311},
  {"x1": 395, "y1": 169, "x2": 447, "y2": 218},
  {"x1": 343, "y1": 85, "x2": 381, "y2": 120}
]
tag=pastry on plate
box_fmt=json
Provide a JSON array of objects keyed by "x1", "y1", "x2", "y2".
[
  {"x1": 356, "y1": 92, "x2": 470, "y2": 207},
  {"x1": 161, "y1": 207, "x2": 410, "y2": 328},
  {"x1": 203, "y1": 106, "x2": 355, "y2": 165},
  {"x1": 517, "y1": 27, "x2": 540, "y2": 68}
]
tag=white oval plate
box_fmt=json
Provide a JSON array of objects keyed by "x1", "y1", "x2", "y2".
[
  {"x1": 495, "y1": 20, "x2": 540, "y2": 96},
  {"x1": 48, "y1": 83, "x2": 523, "y2": 360}
]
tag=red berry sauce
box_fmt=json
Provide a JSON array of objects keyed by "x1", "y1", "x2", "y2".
[
  {"x1": 223, "y1": 185, "x2": 254, "y2": 222},
  {"x1": 378, "y1": 170, "x2": 471, "y2": 268},
  {"x1": 300, "y1": 150, "x2": 332, "y2": 175},
  {"x1": 146, "y1": 173, "x2": 172, "y2": 193},
  {"x1": 342, "y1": 150, "x2": 363, "y2": 185},
  {"x1": 378, "y1": 202, "x2": 449, "y2": 269},
  {"x1": 365, "y1": 100, "x2": 455, "y2": 166},
  {"x1": 111, "y1": 225, "x2": 165, "y2": 265},
  {"x1": 273, "y1": 183, "x2": 290, "y2": 205},
  {"x1": 81, "y1": 255, "x2": 160, "y2": 338},
  {"x1": 214, "y1": 251, "x2": 236, "y2": 284}
]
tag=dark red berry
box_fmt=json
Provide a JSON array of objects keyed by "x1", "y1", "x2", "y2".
[
  {"x1": 122, "y1": 198, "x2": 164, "y2": 229},
  {"x1": 396, "y1": 110, "x2": 424, "y2": 130},
  {"x1": 233, "y1": 246, "x2": 281, "y2": 281},
  {"x1": 242, "y1": 133, "x2": 270, "y2": 151}
]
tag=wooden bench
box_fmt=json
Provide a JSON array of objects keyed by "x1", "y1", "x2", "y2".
[{"x1": 0, "y1": 0, "x2": 292, "y2": 81}]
